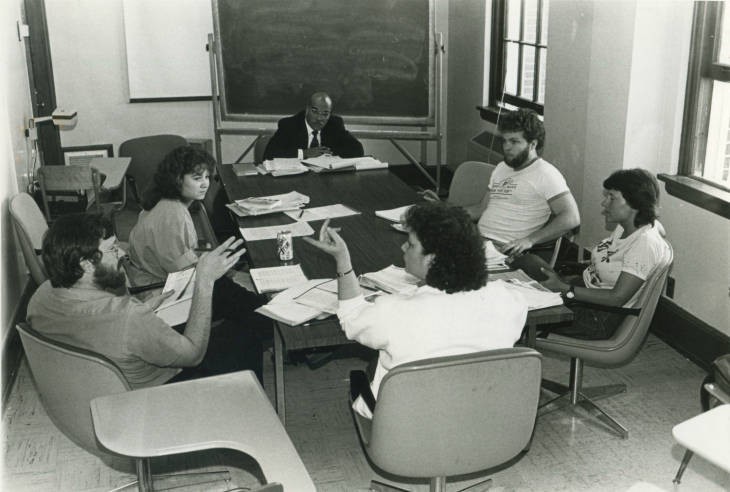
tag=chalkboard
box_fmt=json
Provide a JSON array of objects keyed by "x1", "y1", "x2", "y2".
[{"x1": 212, "y1": 0, "x2": 434, "y2": 125}]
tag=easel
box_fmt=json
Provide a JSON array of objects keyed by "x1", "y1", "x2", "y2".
[{"x1": 207, "y1": 32, "x2": 445, "y2": 193}]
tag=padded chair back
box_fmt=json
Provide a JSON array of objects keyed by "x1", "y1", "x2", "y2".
[
  {"x1": 537, "y1": 241, "x2": 674, "y2": 368},
  {"x1": 16, "y1": 322, "x2": 130, "y2": 456},
  {"x1": 254, "y1": 135, "x2": 272, "y2": 164},
  {"x1": 448, "y1": 161, "x2": 495, "y2": 208},
  {"x1": 119, "y1": 134, "x2": 187, "y2": 204},
  {"x1": 37, "y1": 165, "x2": 102, "y2": 220},
  {"x1": 358, "y1": 347, "x2": 542, "y2": 478},
  {"x1": 9, "y1": 193, "x2": 48, "y2": 285}
]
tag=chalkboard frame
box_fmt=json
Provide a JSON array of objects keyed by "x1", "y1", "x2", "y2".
[{"x1": 211, "y1": 0, "x2": 436, "y2": 126}]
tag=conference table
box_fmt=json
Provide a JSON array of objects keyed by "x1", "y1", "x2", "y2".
[{"x1": 219, "y1": 165, "x2": 573, "y2": 424}]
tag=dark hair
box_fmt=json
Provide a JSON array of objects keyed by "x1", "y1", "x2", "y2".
[
  {"x1": 141, "y1": 145, "x2": 216, "y2": 211},
  {"x1": 603, "y1": 168, "x2": 660, "y2": 227},
  {"x1": 498, "y1": 108, "x2": 546, "y2": 154},
  {"x1": 42, "y1": 213, "x2": 112, "y2": 288},
  {"x1": 403, "y1": 202, "x2": 487, "y2": 293}
]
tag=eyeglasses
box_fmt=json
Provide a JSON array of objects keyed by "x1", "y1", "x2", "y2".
[
  {"x1": 98, "y1": 236, "x2": 121, "y2": 256},
  {"x1": 308, "y1": 107, "x2": 331, "y2": 118}
]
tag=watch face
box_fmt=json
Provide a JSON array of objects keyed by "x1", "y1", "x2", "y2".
[{"x1": 566, "y1": 290, "x2": 575, "y2": 299}]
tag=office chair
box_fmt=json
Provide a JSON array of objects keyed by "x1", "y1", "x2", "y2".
[
  {"x1": 351, "y1": 347, "x2": 542, "y2": 492},
  {"x1": 446, "y1": 160, "x2": 495, "y2": 208},
  {"x1": 37, "y1": 165, "x2": 104, "y2": 221},
  {"x1": 9, "y1": 193, "x2": 49, "y2": 286},
  {"x1": 536, "y1": 243, "x2": 673, "y2": 439},
  {"x1": 16, "y1": 322, "x2": 239, "y2": 492},
  {"x1": 114, "y1": 134, "x2": 188, "y2": 240}
]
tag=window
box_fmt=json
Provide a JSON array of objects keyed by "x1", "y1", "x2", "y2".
[
  {"x1": 680, "y1": 1, "x2": 730, "y2": 190},
  {"x1": 481, "y1": 0, "x2": 549, "y2": 122},
  {"x1": 663, "y1": 1, "x2": 730, "y2": 219}
]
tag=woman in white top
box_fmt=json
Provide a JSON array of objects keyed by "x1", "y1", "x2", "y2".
[
  {"x1": 304, "y1": 202, "x2": 528, "y2": 419},
  {"x1": 539, "y1": 168, "x2": 670, "y2": 339}
]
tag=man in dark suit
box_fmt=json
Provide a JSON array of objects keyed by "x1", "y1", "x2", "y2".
[{"x1": 263, "y1": 92, "x2": 364, "y2": 160}]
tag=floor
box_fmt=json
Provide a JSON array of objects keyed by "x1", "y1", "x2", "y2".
[{"x1": 2, "y1": 334, "x2": 729, "y2": 491}]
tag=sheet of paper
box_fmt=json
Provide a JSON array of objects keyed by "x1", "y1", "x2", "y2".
[
  {"x1": 239, "y1": 221, "x2": 315, "y2": 242},
  {"x1": 484, "y1": 240, "x2": 508, "y2": 270},
  {"x1": 249, "y1": 264, "x2": 308, "y2": 293},
  {"x1": 254, "y1": 278, "x2": 331, "y2": 325},
  {"x1": 157, "y1": 268, "x2": 195, "y2": 309},
  {"x1": 375, "y1": 205, "x2": 413, "y2": 223},
  {"x1": 262, "y1": 158, "x2": 309, "y2": 176},
  {"x1": 284, "y1": 204, "x2": 360, "y2": 222}
]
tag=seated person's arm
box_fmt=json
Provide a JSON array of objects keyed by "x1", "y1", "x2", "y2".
[
  {"x1": 502, "y1": 191, "x2": 580, "y2": 255},
  {"x1": 541, "y1": 268, "x2": 644, "y2": 307}
]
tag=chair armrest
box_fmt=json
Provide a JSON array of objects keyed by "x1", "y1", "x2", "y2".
[
  {"x1": 565, "y1": 299, "x2": 641, "y2": 316},
  {"x1": 128, "y1": 281, "x2": 166, "y2": 295}
]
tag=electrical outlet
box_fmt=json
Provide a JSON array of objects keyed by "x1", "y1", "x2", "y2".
[{"x1": 666, "y1": 276, "x2": 675, "y2": 298}]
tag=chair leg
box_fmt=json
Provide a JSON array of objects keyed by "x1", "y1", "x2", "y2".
[
  {"x1": 430, "y1": 476, "x2": 446, "y2": 492},
  {"x1": 136, "y1": 458, "x2": 154, "y2": 492},
  {"x1": 673, "y1": 449, "x2": 694, "y2": 484},
  {"x1": 539, "y1": 358, "x2": 629, "y2": 439}
]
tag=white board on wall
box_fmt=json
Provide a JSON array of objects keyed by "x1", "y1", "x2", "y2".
[{"x1": 122, "y1": 0, "x2": 213, "y2": 100}]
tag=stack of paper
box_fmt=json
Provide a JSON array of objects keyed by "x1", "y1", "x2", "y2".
[
  {"x1": 239, "y1": 221, "x2": 315, "y2": 242},
  {"x1": 359, "y1": 265, "x2": 420, "y2": 294},
  {"x1": 227, "y1": 191, "x2": 310, "y2": 217},
  {"x1": 261, "y1": 158, "x2": 309, "y2": 176},
  {"x1": 375, "y1": 205, "x2": 413, "y2": 223},
  {"x1": 302, "y1": 155, "x2": 389, "y2": 172},
  {"x1": 249, "y1": 264, "x2": 308, "y2": 294},
  {"x1": 231, "y1": 163, "x2": 260, "y2": 176},
  {"x1": 256, "y1": 279, "x2": 333, "y2": 326},
  {"x1": 154, "y1": 268, "x2": 196, "y2": 326},
  {"x1": 484, "y1": 240, "x2": 509, "y2": 271},
  {"x1": 500, "y1": 277, "x2": 563, "y2": 310}
]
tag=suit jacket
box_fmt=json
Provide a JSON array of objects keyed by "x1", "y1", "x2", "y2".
[{"x1": 263, "y1": 111, "x2": 364, "y2": 160}]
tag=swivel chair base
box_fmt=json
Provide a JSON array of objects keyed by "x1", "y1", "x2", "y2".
[
  {"x1": 112, "y1": 464, "x2": 230, "y2": 492},
  {"x1": 539, "y1": 358, "x2": 628, "y2": 439},
  {"x1": 370, "y1": 476, "x2": 493, "y2": 492}
]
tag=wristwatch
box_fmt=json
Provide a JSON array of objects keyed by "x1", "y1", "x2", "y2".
[{"x1": 564, "y1": 285, "x2": 576, "y2": 300}]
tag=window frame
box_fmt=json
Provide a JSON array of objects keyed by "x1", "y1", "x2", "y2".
[
  {"x1": 659, "y1": 0, "x2": 730, "y2": 220},
  {"x1": 479, "y1": 0, "x2": 548, "y2": 123}
]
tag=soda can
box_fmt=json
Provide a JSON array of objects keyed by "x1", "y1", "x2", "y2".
[{"x1": 277, "y1": 230, "x2": 293, "y2": 261}]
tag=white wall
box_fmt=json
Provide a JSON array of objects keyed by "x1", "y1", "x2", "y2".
[
  {"x1": 1, "y1": 0, "x2": 34, "y2": 343},
  {"x1": 46, "y1": 0, "x2": 448, "y2": 167}
]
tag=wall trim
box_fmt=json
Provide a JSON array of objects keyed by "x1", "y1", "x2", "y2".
[
  {"x1": 650, "y1": 296, "x2": 730, "y2": 372},
  {"x1": 2, "y1": 277, "x2": 34, "y2": 414}
]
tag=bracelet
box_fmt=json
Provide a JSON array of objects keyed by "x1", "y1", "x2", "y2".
[{"x1": 336, "y1": 268, "x2": 354, "y2": 278}]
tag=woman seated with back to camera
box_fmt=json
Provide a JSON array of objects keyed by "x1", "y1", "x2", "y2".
[
  {"x1": 127, "y1": 146, "x2": 268, "y2": 339},
  {"x1": 519, "y1": 168, "x2": 670, "y2": 340},
  {"x1": 304, "y1": 202, "x2": 528, "y2": 419}
]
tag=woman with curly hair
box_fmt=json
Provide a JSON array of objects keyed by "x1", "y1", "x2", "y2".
[
  {"x1": 304, "y1": 202, "x2": 528, "y2": 418},
  {"x1": 127, "y1": 145, "x2": 267, "y2": 381}
]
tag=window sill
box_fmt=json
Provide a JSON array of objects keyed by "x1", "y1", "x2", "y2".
[{"x1": 657, "y1": 174, "x2": 730, "y2": 220}]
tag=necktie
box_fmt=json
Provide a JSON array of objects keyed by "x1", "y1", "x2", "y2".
[{"x1": 310, "y1": 131, "x2": 319, "y2": 148}]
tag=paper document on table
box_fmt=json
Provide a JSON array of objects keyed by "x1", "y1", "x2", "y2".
[
  {"x1": 499, "y1": 275, "x2": 563, "y2": 310},
  {"x1": 360, "y1": 265, "x2": 420, "y2": 294},
  {"x1": 228, "y1": 191, "x2": 310, "y2": 217},
  {"x1": 261, "y1": 158, "x2": 309, "y2": 176},
  {"x1": 249, "y1": 264, "x2": 308, "y2": 294},
  {"x1": 255, "y1": 279, "x2": 331, "y2": 325},
  {"x1": 291, "y1": 279, "x2": 340, "y2": 314},
  {"x1": 284, "y1": 204, "x2": 360, "y2": 222},
  {"x1": 375, "y1": 205, "x2": 414, "y2": 223},
  {"x1": 239, "y1": 221, "x2": 314, "y2": 242},
  {"x1": 154, "y1": 268, "x2": 195, "y2": 325},
  {"x1": 231, "y1": 163, "x2": 260, "y2": 176},
  {"x1": 301, "y1": 154, "x2": 355, "y2": 170}
]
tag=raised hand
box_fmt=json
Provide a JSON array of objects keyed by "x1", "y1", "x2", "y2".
[{"x1": 196, "y1": 237, "x2": 246, "y2": 286}]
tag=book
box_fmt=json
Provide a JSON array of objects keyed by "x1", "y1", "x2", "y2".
[
  {"x1": 359, "y1": 265, "x2": 420, "y2": 294},
  {"x1": 249, "y1": 264, "x2": 308, "y2": 293},
  {"x1": 255, "y1": 279, "x2": 331, "y2": 325},
  {"x1": 261, "y1": 158, "x2": 309, "y2": 176},
  {"x1": 231, "y1": 163, "x2": 260, "y2": 176},
  {"x1": 154, "y1": 268, "x2": 195, "y2": 326}
]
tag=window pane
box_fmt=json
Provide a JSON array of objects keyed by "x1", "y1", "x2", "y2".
[
  {"x1": 505, "y1": 42, "x2": 519, "y2": 95},
  {"x1": 506, "y1": 0, "x2": 521, "y2": 40},
  {"x1": 718, "y1": 5, "x2": 729, "y2": 64},
  {"x1": 540, "y1": 0, "x2": 550, "y2": 45},
  {"x1": 702, "y1": 81, "x2": 730, "y2": 188},
  {"x1": 538, "y1": 47, "x2": 547, "y2": 104},
  {"x1": 522, "y1": 0, "x2": 539, "y2": 43},
  {"x1": 521, "y1": 45, "x2": 536, "y2": 100}
]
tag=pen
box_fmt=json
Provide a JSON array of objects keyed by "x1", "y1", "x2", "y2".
[{"x1": 298, "y1": 209, "x2": 304, "y2": 218}]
